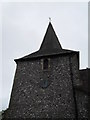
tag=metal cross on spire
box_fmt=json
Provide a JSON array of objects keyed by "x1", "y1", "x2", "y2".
[{"x1": 49, "y1": 17, "x2": 51, "y2": 23}]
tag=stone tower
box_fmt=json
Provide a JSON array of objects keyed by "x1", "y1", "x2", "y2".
[{"x1": 4, "y1": 22, "x2": 80, "y2": 119}]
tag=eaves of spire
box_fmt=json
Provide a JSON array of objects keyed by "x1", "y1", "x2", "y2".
[{"x1": 15, "y1": 22, "x2": 78, "y2": 61}]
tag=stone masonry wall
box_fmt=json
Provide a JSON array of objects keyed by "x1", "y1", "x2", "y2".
[
  {"x1": 71, "y1": 54, "x2": 88, "y2": 119},
  {"x1": 4, "y1": 54, "x2": 79, "y2": 119},
  {"x1": 76, "y1": 91, "x2": 88, "y2": 119}
]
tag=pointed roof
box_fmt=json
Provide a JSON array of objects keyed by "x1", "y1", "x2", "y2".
[
  {"x1": 40, "y1": 22, "x2": 62, "y2": 52},
  {"x1": 15, "y1": 22, "x2": 78, "y2": 61}
]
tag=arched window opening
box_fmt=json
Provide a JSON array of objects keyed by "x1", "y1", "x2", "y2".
[{"x1": 43, "y1": 59, "x2": 49, "y2": 70}]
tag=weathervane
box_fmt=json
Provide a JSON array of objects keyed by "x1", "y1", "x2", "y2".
[{"x1": 49, "y1": 17, "x2": 51, "y2": 22}]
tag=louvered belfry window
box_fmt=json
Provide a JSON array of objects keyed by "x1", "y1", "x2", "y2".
[{"x1": 43, "y1": 58, "x2": 49, "y2": 70}]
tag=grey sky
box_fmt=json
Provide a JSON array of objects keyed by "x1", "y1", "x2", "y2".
[{"x1": 2, "y1": 2, "x2": 88, "y2": 111}]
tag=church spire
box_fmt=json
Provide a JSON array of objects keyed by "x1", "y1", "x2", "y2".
[
  {"x1": 15, "y1": 22, "x2": 76, "y2": 61},
  {"x1": 39, "y1": 22, "x2": 62, "y2": 52}
]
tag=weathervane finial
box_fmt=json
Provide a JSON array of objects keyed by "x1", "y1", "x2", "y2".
[{"x1": 49, "y1": 17, "x2": 51, "y2": 23}]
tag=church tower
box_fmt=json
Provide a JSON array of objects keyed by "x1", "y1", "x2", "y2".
[{"x1": 4, "y1": 22, "x2": 80, "y2": 119}]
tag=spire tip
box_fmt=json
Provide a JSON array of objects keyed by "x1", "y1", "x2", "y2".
[{"x1": 49, "y1": 17, "x2": 51, "y2": 23}]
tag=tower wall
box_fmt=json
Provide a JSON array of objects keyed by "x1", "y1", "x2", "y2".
[
  {"x1": 4, "y1": 53, "x2": 79, "y2": 119},
  {"x1": 76, "y1": 91, "x2": 88, "y2": 118}
]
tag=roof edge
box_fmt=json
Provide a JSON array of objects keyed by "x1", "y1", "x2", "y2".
[{"x1": 14, "y1": 50, "x2": 79, "y2": 62}]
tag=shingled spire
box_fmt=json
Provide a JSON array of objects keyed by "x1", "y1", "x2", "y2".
[
  {"x1": 39, "y1": 22, "x2": 62, "y2": 52},
  {"x1": 15, "y1": 22, "x2": 76, "y2": 61}
]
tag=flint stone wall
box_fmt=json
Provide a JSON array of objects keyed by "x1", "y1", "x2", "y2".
[{"x1": 4, "y1": 54, "x2": 80, "y2": 119}]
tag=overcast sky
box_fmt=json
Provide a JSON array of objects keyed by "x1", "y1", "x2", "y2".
[{"x1": 1, "y1": 2, "x2": 88, "y2": 111}]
